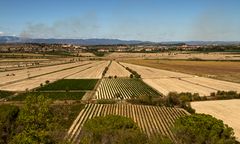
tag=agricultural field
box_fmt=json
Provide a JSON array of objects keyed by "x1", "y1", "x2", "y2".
[
  {"x1": 95, "y1": 78, "x2": 161, "y2": 99},
  {"x1": 9, "y1": 92, "x2": 85, "y2": 101},
  {"x1": 120, "y1": 62, "x2": 240, "y2": 96},
  {"x1": 143, "y1": 78, "x2": 216, "y2": 96},
  {"x1": 191, "y1": 100, "x2": 240, "y2": 141},
  {"x1": 66, "y1": 61, "x2": 110, "y2": 79},
  {"x1": 37, "y1": 79, "x2": 98, "y2": 91},
  {"x1": 104, "y1": 61, "x2": 130, "y2": 77},
  {"x1": 107, "y1": 52, "x2": 240, "y2": 61},
  {"x1": 122, "y1": 59, "x2": 240, "y2": 83},
  {"x1": 66, "y1": 104, "x2": 189, "y2": 143},
  {"x1": 0, "y1": 61, "x2": 105, "y2": 91},
  {"x1": 0, "y1": 61, "x2": 91, "y2": 86}
]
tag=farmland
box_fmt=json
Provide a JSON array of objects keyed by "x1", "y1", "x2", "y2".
[
  {"x1": 10, "y1": 92, "x2": 85, "y2": 101},
  {"x1": 104, "y1": 61, "x2": 130, "y2": 77},
  {"x1": 37, "y1": 79, "x2": 98, "y2": 91},
  {"x1": 191, "y1": 100, "x2": 240, "y2": 141},
  {"x1": 66, "y1": 104, "x2": 189, "y2": 143},
  {"x1": 66, "y1": 61, "x2": 110, "y2": 79},
  {"x1": 122, "y1": 59, "x2": 240, "y2": 83},
  {"x1": 0, "y1": 61, "x2": 107, "y2": 91},
  {"x1": 8, "y1": 79, "x2": 99, "y2": 101},
  {"x1": 0, "y1": 54, "x2": 240, "y2": 143},
  {"x1": 120, "y1": 62, "x2": 240, "y2": 96},
  {"x1": 107, "y1": 52, "x2": 240, "y2": 61},
  {"x1": 95, "y1": 78, "x2": 160, "y2": 99}
]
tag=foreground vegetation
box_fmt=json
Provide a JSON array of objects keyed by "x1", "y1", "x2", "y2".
[
  {"x1": 79, "y1": 115, "x2": 173, "y2": 144},
  {"x1": 0, "y1": 90, "x2": 15, "y2": 98},
  {"x1": 0, "y1": 95, "x2": 85, "y2": 143},
  {"x1": 173, "y1": 114, "x2": 237, "y2": 144}
]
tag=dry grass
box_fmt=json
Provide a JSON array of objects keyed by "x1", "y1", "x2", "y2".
[{"x1": 122, "y1": 59, "x2": 240, "y2": 83}]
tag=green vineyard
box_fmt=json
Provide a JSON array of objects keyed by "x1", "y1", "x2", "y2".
[
  {"x1": 95, "y1": 78, "x2": 161, "y2": 99},
  {"x1": 66, "y1": 104, "x2": 189, "y2": 143}
]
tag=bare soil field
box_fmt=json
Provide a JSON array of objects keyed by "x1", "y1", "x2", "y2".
[
  {"x1": 143, "y1": 78, "x2": 216, "y2": 96},
  {"x1": 120, "y1": 62, "x2": 240, "y2": 96},
  {"x1": 122, "y1": 59, "x2": 240, "y2": 83},
  {"x1": 0, "y1": 61, "x2": 102, "y2": 91},
  {"x1": 0, "y1": 61, "x2": 91, "y2": 86},
  {"x1": 108, "y1": 52, "x2": 240, "y2": 60},
  {"x1": 191, "y1": 100, "x2": 240, "y2": 141},
  {"x1": 105, "y1": 61, "x2": 130, "y2": 77},
  {"x1": 66, "y1": 61, "x2": 110, "y2": 79}
]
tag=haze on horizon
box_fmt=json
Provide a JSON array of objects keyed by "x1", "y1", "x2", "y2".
[{"x1": 0, "y1": 0, "x2": 240, "y2": 42}]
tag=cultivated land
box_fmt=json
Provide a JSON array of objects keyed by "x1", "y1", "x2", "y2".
[
  {"x1": 95, "y1": 78, "x2": 160, "y2": 99},
  {"x1": 191, "y1": 100, "x2": 240, "y2": 141},
  {"x1": 107, "y1": 52, "x2": 240, "y2": 61},
  {"x1": 120, "y1": 62, "x2": 240, "y2": 96},
  {"x1": 66, "y1": 61, "x2": 110, "y2": 79},
  {"x1": 0, "y1": 61, "x2": 107, "y2": 91},
  {"x1": 10, "y1": 92, "x2": 86, "y2": 101},
  {"x1": 66, "y1": 104, "x2": 189, "y2": 143},
  {"x1": 122, "y1": 59, "x2": 240, "y2": 83},
  {"x1": 104, "y1": 61, "x2": 131, "y2": 77},
  {"x1": 37, "y1": 79, "x2": 98, "y2": 91}
]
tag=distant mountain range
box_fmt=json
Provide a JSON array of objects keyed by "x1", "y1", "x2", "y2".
[{"x1": 0, "y1": 36, "x2": 239, "y2": 45}]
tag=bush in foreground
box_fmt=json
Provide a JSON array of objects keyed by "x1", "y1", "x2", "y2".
[
  {"x1": 79, "y1": 115, "x2": 147, "y2": 144},
  {"x1": 0, "y1": 105, "x2": 19, "y2": 143},
  {"x1": 79, "y1": 115, "x2": 173, "y2": 144},
  {"x1": 173, "y1": 114, "x2": 237, "y2": 144}
]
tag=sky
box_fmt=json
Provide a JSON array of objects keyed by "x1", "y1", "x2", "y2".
[{"x1": 0, "y1": 0, "x2": 240, "y2": 41}]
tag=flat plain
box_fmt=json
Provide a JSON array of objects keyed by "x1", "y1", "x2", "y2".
[
  {"x1": 104, "y1": 61, "x2": 130, "y2": 77},
  {"x1": 121, "y1": 59, "x2": 240, "y2": 83},
  {"x1": 120, "y1": 62, "x2": 240, "y2": 96}
]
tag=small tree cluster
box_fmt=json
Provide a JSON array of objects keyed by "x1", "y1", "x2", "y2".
[
  {"x1": 173, "y1": 114, "x2": 237, "y2": 144},
  {"x1": 126, "y1": 67, "x2": 141, "y2": 78}
]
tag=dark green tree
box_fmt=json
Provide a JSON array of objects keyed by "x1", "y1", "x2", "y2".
[
  {"x1": 79, "y1": 115, "x2": 148, "y2": 144},
  {"x1": 0, "y1": 105, "x2": 19, "y2": 143},
  {"x1": 173, "y1": 114, "x2": 236, "y2": 144},
  {"x1": 11, "y1": 95, "x2": 54, "y2": 144}
]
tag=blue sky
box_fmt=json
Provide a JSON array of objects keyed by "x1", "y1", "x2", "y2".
[{"x1": 0, "y1": 0, "x2": 240, "y2": 41}]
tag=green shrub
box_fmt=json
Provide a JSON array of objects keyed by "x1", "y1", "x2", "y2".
[
  {"x1": 0, "y1": 105, "x2": 19, "y2": 143},
  {"x1": 80, "y1": 115, "x2": 148, "y2": 144}
]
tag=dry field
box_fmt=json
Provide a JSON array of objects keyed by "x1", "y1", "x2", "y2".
[
  {"x1": 120, "y1": 62, "x2": 240, "y2": 96},
  {"x1": 0, "y1": 62, "x2": 92, "y2": 91},
  {"x1": 66, "y1": 104, "x2": 188, "y2": 143},
  {"x1": 143, "y1": 78, "x2": 216, "y2": 96},
  {"x1": 108, "y1": 52, "x2": 240, "y2": 60},
  {"x1": 0, "y1": 61, "x2": 90, "y2": 86},
  {"x1": 104, "y1": 61, "x2": 130, "y2": 77},
  {"x1": 66, "y1": 61, "x2": 110, "y2": 79},
  {"x1": 0, "y1": 61, "x2": 109, "y2": 91},
  {"x1": 122, "y1": 59, "x2": 240, "y2": 83},
  {"x1": 191, "y1": 100, "x2": 240, "y2": 141}
]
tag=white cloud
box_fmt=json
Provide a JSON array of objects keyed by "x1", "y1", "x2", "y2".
[{"x1": 0, "y1": 31, "x2": 4, "y2": 35}]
